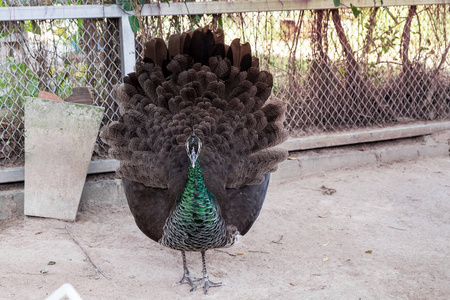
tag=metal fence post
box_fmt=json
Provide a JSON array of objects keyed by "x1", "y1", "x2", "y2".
[{"x1": 119, "y1": 15, "x2": 136, "y2": 76}]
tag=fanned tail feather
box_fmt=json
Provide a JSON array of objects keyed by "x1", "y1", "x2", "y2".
[{"x1": 100, "y1": 26, "x2": 288, "y2": 195}]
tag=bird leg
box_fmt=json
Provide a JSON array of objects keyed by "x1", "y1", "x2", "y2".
[
  {"x1": 190, "y1": 250, "x2": 223, "y2": 294},
  {"x1": 174, "y1": 251, "x2": 200, "y2": 288}
]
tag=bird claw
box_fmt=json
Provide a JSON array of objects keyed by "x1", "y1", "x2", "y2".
[
  {"x1": 173, "y1": 272, "x2": 201, "y2": 288},
  {"x1": 174, "y1": 251, "x2": 223, "y2": 293},
  {"x1": 190, "y1": 276, "x2": 223, "y2": 294}
]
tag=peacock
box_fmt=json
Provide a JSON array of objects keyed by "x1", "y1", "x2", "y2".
[{"x1": 100, "y1": 25, "x2": 288, "y2": 294}]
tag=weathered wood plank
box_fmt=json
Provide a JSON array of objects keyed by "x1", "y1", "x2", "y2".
[{"x1": 1, "y1": 1, "x2": 449, "y2": 21}]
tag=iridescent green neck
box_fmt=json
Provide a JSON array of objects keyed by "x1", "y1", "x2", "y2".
[
  {"x1": 159, "y1": 159, "x2": 229, "y2": 251},
  {"x1": 177, "y1": 160, "x2": 213, "y2": 206},
  {"x1": 186, "y1": 160, "x2": 207, "y2": 195}
]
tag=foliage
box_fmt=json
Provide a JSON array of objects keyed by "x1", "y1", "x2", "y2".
[
  {"x1": 0, "y1": 57, "x2": 39, "y2": 110},
  {"x1": 118, "y1": 0, "x2": 146, "y2": 33},
  {"x1": 350, "y1": 4, "x2": 362, "y2": 18}
]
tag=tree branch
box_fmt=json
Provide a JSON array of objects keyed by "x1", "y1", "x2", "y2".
[
  {"x1": 400, "y1": 5, "x2": 417, "y2": 73},
  {"x1": 361, "y1": 7, "x2": 379, "y2": 64},
  {"x1": 331, "y1": 9, "x2": 359, "y2": 78}
]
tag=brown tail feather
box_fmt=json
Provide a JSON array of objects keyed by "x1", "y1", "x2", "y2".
[
  {"x1": 168, "y1": 33, "x2": 181, "y2": 59},
  {"x1": 100, "y1": 26, "x2": 288, "y2": 192}
]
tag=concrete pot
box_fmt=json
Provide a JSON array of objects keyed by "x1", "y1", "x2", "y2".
[{"x1": 24, "y1": 97, "x2": 104, "y2": 221}]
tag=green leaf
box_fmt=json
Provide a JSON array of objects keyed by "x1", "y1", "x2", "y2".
[
  {"x1": 118, "y1": 0, "x2": 133, "y2": 11},
  {"x1": 0, "y1": 31, "x2": 10, "y2": 38},
  {"x1": 218, "y1": 14, "x2": 223, "y2": 28},
  {"x1": 128, "y1": 16, "x2": 140, "y2": 33},
  {"x1": 11, "y1": 62, "x2": 28, "y2": 74},
  {"x1": 31, "y1": 20, "x2": 41, "y2": 35},
  {"x1": 333, "y1": 0, "x2": 340, "y2": 7},
  {"x1": 350, "y1": 4, "x2": 362, "y2": 18}
]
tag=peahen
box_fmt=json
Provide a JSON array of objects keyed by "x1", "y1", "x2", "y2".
[{"x1": 100, "y1": 26, "x2": 288, "y2": 293}]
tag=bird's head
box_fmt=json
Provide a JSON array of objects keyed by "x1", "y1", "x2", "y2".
[{"x1": 185, "y1": 134, "x2": 202, "y2": 168}]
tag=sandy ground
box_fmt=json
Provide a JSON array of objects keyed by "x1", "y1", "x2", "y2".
[{"x1": 0, "y1": 156, "x2": 449, "y2": 300}]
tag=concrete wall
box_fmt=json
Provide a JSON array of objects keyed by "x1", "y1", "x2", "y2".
[{"x1": 272, "y1": 131, "x2": 449, "y2": 181}]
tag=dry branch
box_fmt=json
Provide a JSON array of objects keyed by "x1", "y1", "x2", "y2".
[
  {"x1": 314, "y1": 10, "x2": 324, "y2": 59},
  {"x1": 361, "y1": 7, "x2": 379, "y2": 64},
  {"x1": 65, "y1": 225, "x2": 109, "y2": 280},
  {"x1": 400, "y1": 5, "x2": 417, "y2": 73},
  {"x1": 332, "y1": 9, "x2": 359, "y2": 77}
]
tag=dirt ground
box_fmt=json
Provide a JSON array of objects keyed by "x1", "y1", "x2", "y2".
[{"x1": 1, "y1": 156, "x2": 449, "y2": 300}]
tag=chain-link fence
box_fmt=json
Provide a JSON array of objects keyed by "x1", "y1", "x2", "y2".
[
  {"x1": 0, "y1": 18, "x2": 121, "y2": 166},
  {"x1": 1, "y1": 3, "x2": 449, "y2": 167},
  {"x1": 137, "y1": 6, "x2": 450, "y2": 136}
]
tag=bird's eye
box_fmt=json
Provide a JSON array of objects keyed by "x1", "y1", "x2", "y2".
[
  {"x1": 196, "y1": 138, "x2": 202, "y2": 154},
  {"x1": 185, "y1": 140, "x2": 190, "y2": 154}
]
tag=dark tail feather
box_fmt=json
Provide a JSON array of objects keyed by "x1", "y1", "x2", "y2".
[{"x1": 101, "y1": 26, "x2": 288, "y2": 190}]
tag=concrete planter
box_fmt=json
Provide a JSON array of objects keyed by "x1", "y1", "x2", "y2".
[{"x1": 24, "y1": 97, "x2": 104, "y2": 221}]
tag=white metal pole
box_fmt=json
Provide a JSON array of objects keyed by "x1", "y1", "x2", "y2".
[{"x1": 119, "y1": 15, "x2": 136, "y2": 76}]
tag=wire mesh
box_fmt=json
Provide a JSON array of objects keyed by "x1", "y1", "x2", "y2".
[
  {"x1": 0, "y1": 18, "x2": 121, "y2": 166},
  {"x1": 0, "y1": 4, "x2": 449, "y2": 166},
  {"x1": 135, "y1": 6, "x2": 450, "y2": 137}
]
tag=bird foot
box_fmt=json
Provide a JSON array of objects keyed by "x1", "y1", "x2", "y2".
[
  {"x1": 190, "y1": 275, "x2": 223, "y2": 294},
  {"x1": 173, "y1": 272, "x2": 201, "y2": 288}
]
